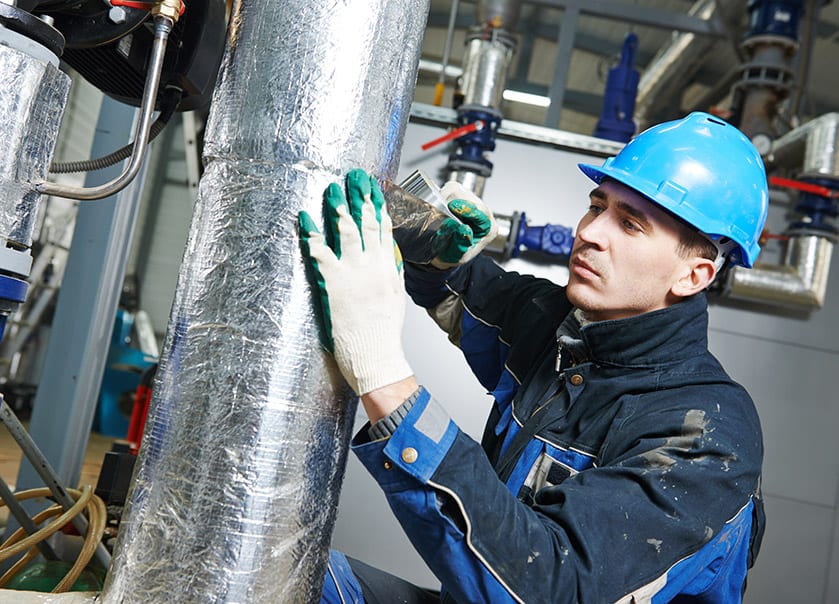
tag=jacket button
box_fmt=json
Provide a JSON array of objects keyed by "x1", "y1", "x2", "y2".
[
  {"x1": 401, "y1": 447, "x2": 419, "y2": 464},
  {"x1": 569, "y1": 374, "x2": 584, "y2": 386},
  {"x1": 383, "y1": 460, "x2": 393, "y2": 471}
]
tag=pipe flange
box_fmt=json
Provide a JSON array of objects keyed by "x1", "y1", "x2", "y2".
[
  {"x1": 0, "y1": 3, "x2": 64, "y2": 57},
  {"x1": 447, "y1": 157, "x2": 493, "y2": 177},
  {"x1": 457, "y1": 103, "x2": 503, "y2": 121},
  {"x1": 465, "y1": 24, "x2": 518, "y2": 51},
  {"x1": 785, "y1": 226, "x2": 838, "y2": 243},
  {"x1": 741, "y1": 34, "x2": 799, "y2": 55},
  {"x1": 734, "y1": 61, "x2": 795, "y2": 92}
]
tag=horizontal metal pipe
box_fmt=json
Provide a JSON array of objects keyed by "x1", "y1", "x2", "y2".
[{"x1": 767, "y1": 112, "x2": 839, "y2": 177}]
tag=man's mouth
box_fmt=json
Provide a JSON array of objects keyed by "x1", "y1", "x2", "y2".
[{"x1": 570, "y1": 256, "x2": 599, "y2": 279}]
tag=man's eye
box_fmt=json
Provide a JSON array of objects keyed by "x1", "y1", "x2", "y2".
[
  {"x1": 623, "y1": 219, "x2": 639, "y2": 232},
  {"x1": 588, "y1": 204, "x2": 604, "y2": 215}
]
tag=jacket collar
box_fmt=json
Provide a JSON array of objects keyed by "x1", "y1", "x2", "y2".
[{"x1": 559, "y1": 293, "x2": 710, "y2": 367}]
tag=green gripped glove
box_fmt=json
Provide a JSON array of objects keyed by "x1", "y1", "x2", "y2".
[
  {"x1": 430, "y1": 181, "x2": 499, "y2": 269},
  {"x1": 299, "y1": 168, "x2": 412, "y2": 395}
]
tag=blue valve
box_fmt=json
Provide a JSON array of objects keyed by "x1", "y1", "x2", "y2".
[
  {"x1": 594, "y1": 33, "x2": 639, "y2": 143},
  {"x1": 0, "y1": 273, "x2": 28, "y2": 345},
  {"x1": 513, "y1": 212, "x2": 575, "y2": 258},
  {"x1": 746, "y1": 0, "x2": 804, "y2": 40},
  {"x1": 447, "y1": 107, "x2": 503, "y2": 176},
  {"x1": 791, "y1": 177, "x2": 839, "y2": 235}
]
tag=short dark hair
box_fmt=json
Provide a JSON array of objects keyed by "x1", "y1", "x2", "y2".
[{"x1": 675, "y1": 224, "x2": 719, "y2": 263}]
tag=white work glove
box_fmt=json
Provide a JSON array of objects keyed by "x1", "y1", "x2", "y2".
[
  {"x1": 430, "y1": 181, "x2": 498, "y2": 269},
  {"x1": 299, "y1": 169, "x2": 412, "y2": 395}
]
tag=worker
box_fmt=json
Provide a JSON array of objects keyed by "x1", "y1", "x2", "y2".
[{"x1": 300, "y1": 111, "x2": 768, "y2": 603}]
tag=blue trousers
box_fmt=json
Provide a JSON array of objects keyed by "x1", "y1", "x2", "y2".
[{"x1": 321, "y1": 550, "x2": 440, "y2": 603}]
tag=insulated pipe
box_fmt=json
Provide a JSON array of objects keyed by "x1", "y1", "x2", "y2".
[
  {"x1": 0, "y1": 26, "x2": 69, "y2": 277},
  {"x1": 765, "y1": 112, "x2": 839, "y2": 177},
  {"x1": 634, "y1": 0, "x2": 746, "y2": 130},
  {"x1": 101, "y1": 1, "x2": 430, "y2": 602},
  {"x1": 727, "y1": 113, "x2": 839, "y2": 308},
  {"x1": 447, "y1": 0, "x2": 523, "y2": 196},
  {"x1": 728, "y1": 234, "x2": 833, "y2": 308}
]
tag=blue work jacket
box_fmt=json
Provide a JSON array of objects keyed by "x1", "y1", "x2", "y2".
[{"x1": 352, "y1": 256, "x2": 765, "y2": 603}]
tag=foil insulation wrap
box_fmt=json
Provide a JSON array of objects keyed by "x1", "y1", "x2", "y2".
[
  {"x1": 383, "y1": 182, "x2": 452, "y2": 265},
  {"x1": 102, "y1": 1, "x2": 430, "y2": 603},
  {"x1": 0, "y1": 42, "x2": 70, "y2": 248},
  {"x1": 460, "y1": 35, "x2": 514, "y2": 109}
]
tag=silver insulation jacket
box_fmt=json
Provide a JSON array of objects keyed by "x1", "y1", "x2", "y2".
[
  {"x1": 460, "y1": 34, "x2": 514, "y2": 109},
  {"x1": 0, "y1": 40, "x2": 69, "y2": 248},
  {"x1": 101, "y1": 1, "x2": 430, "y2": 602},
  {"x1": 383, "y1": 182, "x2": 452, "y2": 265}
]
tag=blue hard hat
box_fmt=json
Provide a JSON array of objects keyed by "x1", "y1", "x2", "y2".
[{"x1": 579, "y1": 112, "x2": 768, "y2": 267}]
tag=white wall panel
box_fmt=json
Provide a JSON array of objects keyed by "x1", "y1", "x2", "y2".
[
  {"x1": 827, "y1": 499, "x2": 839, "y2": 603},
  {"x1": 743, "y1": 494, "x2": 833, "y2": 604},
  {"x1": 709, "y1": 329, "x2": 839, "y2": 507}
]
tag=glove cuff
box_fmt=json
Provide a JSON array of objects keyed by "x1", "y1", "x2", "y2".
[{"x1": 334, "y1": 328, "x2": 413, "y2": 395}]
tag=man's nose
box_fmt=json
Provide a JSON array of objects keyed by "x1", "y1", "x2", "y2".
[{"x1": 576, "y1": 215, "x2": 608, "y2": 249}]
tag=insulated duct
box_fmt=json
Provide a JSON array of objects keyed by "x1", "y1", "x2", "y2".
[
  {"x1": 727, "y1": 234, "x2": 832, "y2": 307},
  {"x1": 447, "y1": 0, "x2": 523, "y2": 195},
  {"x1": 634, "y1": 0, "x2": 746, "y2": 130},
  {"x1": 0, "y1": 27, "x2": 69, "y2": 278},
  {"x1": 727, "y1": 113, "x2": 839, "y2": 308},
  {"x1": 101, "y1": 1, "x2": 430, "y2": 602},
  {"x1": 765, "y1": 112, "x2": 839, "y2": 176}
]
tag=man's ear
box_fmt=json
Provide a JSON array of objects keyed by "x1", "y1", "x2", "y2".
[{"x1": 671, "y1": 258, "x2": 717, "y2": 298}]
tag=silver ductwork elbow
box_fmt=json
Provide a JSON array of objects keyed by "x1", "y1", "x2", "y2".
[
  {"x1": 727, "y1": 234, "x2": 833, "y2": 308},
  {"x1": 765, "y1": 112, "x2": 839, "y2": 176},
  {"x1": 726, "y1": 113, "x2": 839, "y2": 309}
]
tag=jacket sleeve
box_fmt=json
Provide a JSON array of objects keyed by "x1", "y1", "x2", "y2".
[
  {"x1": 353, "y1": 383, "x2": 764, "y2": 604},
  {"x1": 404, "y1": 256, "x2": 572, "y2": 393}
]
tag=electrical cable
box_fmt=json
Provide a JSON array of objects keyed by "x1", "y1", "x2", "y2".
[
  {"x1": 0, "y1": 486, "x2": 107, "y2": 593},
  {"x1": 49, "y1": 87, "x2": 181, "y2": 175}
]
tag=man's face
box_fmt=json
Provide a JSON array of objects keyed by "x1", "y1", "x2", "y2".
[{"x1": 566, "y1": 180, "x2": 694, "y2": 322}]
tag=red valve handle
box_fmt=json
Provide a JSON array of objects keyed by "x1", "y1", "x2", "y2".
[
  {"x1": 421, "y1": 120, "x2": 484, "y2": 151},
  {"x1": 769, "y1": 176, "x2": 839, "y2": 198},
  {"x1": 110, "y1": 0, "x2": 186, "y2": 15}
]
